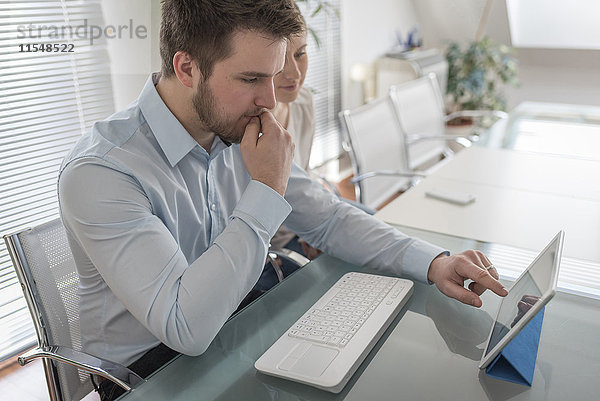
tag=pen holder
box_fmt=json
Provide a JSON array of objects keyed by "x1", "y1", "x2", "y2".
[{"x1": 485, "y1": 307, "x2": 545, "y2": 386}]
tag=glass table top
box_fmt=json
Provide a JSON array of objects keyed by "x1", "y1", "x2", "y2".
[{"x1": 117, "y1": 228, "x2": 600, "y2": 401}]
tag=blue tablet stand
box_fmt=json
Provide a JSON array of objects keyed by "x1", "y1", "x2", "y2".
[{"x1": 485, "y1": 307, "x2": 545, "y2": 386}]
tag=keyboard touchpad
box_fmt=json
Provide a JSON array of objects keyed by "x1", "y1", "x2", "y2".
[{"x1": 279, "y1": 344, "x2": 339, "y2": 377}]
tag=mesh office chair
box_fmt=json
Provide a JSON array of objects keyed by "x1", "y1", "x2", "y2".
[
  {"x1": 389, "y1": 73, "x2": 508, "y2": 170},
  {"x1": 339, "y1": 95, "x2": 425, "y2": 210},
  {"x1": 4, "y1": 218, "x2": 143, "y2": 401}
]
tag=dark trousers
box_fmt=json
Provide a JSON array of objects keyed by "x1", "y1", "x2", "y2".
[{"x1": 94, "y1": 343, "x2": 179, "y2": 401}]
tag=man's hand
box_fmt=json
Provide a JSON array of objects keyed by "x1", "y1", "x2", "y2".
[
  {"x1": 427, "y1": 250, "x2": 508, "y2": 307},
  {"x1": 240, "y1": 112, "x2": 294, "y2": 196}
]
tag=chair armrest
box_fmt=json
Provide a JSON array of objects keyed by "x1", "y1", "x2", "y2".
[
  {"x1": 406, "y1": 134, "x2": 473, "y2": 149},
  {"x1": 350, "y1": 170, "x2": 427, "y2": 184},
  {"x1": 18, "y1": 346, "x2": 145, "y2": 391},
  {"x1": 269, "y1": 248, "x2": 310, "y2": 268},
  {"x1": 445, "y1": 109, "x2": 509, "y2": 122}
]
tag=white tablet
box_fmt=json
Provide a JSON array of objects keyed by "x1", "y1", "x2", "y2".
[{"x1": 479, "y1": 231, "x2": 564, "y2": 369}]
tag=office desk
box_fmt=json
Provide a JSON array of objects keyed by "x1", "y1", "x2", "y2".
[
  {"x1": 375, "y1": 146, "x2": 600, "y2": 296},
  {"x1": 482, "y1": 101, "x2": 600, "y2": 160},
  {"x1": 117, "y1": 234, "x2": 600, "y2": 401},
  {"x1": 375, "y1": 146, "x2": 600, "y2": 261}
]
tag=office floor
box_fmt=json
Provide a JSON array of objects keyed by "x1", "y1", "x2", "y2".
[
  {"x1": 0, "y1": 357, "x2": 51, "y2": 401},
  {"x1": 334, "y1": 174, "x2": 355, "y2": 200},
  {"x1": 0, "y1": 356, "x2": 100, "y2": 401}
]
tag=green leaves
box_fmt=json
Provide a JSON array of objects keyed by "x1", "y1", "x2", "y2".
[
  {"x1": 296, "y1": 0, "x2": 339, "y2": 19},
  {"x1": 295, "y1": 0, "x2": 339, "y2": 48},
  {"x1": 445, "y1": 37, "x2": 519, "y2": 112}
]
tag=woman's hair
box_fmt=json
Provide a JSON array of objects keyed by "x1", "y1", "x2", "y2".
[
  {"x1": 293, "y1": 1, "x2": 307, "y2": 33},
  {"x1": 160, "y1": 0, "x2": 304, "y2": 79}
]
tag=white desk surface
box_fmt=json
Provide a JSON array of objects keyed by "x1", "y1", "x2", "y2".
[
  {"x1": 375, "y1": 147, "x2": 600, "y2": 263},
  {"x1": 431, "y1": 147, "x2": 600, "y2": 201}
]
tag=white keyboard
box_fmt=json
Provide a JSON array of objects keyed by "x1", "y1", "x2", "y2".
[{"x1": 255, "y1": 272, "x2": 413, "y2": 393}]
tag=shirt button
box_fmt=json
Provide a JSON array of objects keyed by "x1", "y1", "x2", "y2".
[{"x1": 210, "y1": 204, "x2": 216, "y2": 211}]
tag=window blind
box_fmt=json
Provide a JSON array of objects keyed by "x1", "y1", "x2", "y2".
[
  {"x1": 0, "y1": 0, "x2": 114, "y2": 362},
  {"x1": 298, "y1": 0, "x2": 343, "y2": 168}
]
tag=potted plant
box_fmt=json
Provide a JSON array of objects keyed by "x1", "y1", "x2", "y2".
[{"x1": 445, "y1": 37, "x2": 519, "y2": 125}]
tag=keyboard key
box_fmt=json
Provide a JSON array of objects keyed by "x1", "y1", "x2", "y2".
[
  {"x1": 327, "y1": 336, "x2": 342, "y2": 346},
  {"x1": 276, "y1": 273, "x2": 412, "y2": 351},
  {"x1": 308, "y1": 335, "x2": 329, "y2": 344}
]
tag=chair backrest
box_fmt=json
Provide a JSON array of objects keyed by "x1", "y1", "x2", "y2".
[
  {"x1": 339, "y1": 95, "x2": 412, "y2": 209},
  {"x1": 4, "y1": 218, "x2": 92, "y2": 401},
  {"x1": 389, "y1": 73, "x2": 448, "y2": 170}
]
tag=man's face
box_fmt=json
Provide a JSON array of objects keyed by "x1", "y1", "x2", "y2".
[{"x1": 192, "y1": 30, "x2": 286, "y2": 143}]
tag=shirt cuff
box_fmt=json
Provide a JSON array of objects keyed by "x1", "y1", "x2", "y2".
[
  {"x1": 231, "y1": 180, "x2": 292, "y2": 237},
  {"x1": 401, "y1": 239, "x2": 450, "y2": 284}
]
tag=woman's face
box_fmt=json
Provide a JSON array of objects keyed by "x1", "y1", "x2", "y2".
[{"x1": 274, "y1": 33, "x2": 308, "y2": 104}]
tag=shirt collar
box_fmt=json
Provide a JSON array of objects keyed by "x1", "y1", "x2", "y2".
[{"x1": 138, "y1": 73, "x2": 198, "y2": 167}]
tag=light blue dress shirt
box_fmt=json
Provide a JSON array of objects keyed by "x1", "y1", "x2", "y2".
[{"x1": 58, "y1": 74, "x2": 446, "y2": 366}]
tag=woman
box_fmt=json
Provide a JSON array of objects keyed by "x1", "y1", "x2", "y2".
[
  {"x1": 270, "y1": 28, "x2": 321, "y2": 260},
  {"x1": 272, "y1": 31, "x2": 314, "y2": 171}
]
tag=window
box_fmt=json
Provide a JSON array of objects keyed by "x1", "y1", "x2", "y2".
[
  {"x1": 506, "y1": 0, "x2": 600, "y2": 49},
  {"x1": 0, "y1": 0, "x2": 114, "y2": 361},
  {"x1": 297, "y1": 0, "x2": 343, "y2": 168}
]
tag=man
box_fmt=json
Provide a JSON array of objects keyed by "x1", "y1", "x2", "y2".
[{"x1": 58, "y1": 0, "x2": 506, "y2": 398}]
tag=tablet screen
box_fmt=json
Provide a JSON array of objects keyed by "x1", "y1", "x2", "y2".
[{"x1": 484, "y1": 235, "x2": 561, "y2": 357}]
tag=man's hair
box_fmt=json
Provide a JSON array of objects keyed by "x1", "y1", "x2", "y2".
[{"x1": 160, "y1": 0, "x2": 305, "y2": 79}]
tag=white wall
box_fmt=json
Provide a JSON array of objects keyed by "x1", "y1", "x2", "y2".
[
  {"x1": 506, "y1": 49, "x2": 600, "y2": 107},
  {"x1": 102, "y1": 0, "x2": 162, "y2": 110},
  {"x1": 413, "y1": 0, "x2": 489, "y2": 47},
  {"x1": 340, "y1": 0, "x2": 419, "y2": 109}
]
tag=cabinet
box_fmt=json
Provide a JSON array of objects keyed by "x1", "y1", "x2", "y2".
[{"x1": 375, "y1": 49, "x2": 448, "y2": 98}]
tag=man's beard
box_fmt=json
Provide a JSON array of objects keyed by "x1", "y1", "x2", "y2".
[{"x1": 192, "y1": 80, "x2": 263, "y2": 144}]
